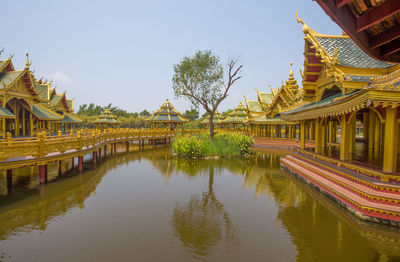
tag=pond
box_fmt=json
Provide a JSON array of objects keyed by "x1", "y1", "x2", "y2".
[{"x1": 0, "y1": 146, "x2": 399, "y2": 262}]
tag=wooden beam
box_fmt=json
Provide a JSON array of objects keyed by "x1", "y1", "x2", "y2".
[
  {"x1": 381, "y1": 37, "x2": 400, "y2": 56},
  {"x1": 336, "y1": 0, "x2": 352, "y2": 8},
  {"x1": 357, "y1": 0, "x2": 400, "y2": 32},
  {"x1": 370, "y1": 23, "x2": 400, "y2": 49}
]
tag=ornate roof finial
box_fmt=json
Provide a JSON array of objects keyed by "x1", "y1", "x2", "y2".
[
  {"x1": 289, "y1": 62, "x2": 294, "y2": 77},
  {"x1": 0, "y1": 48, "x2": 4, "y2": 57},
  {"x1": 296, "y1": 9, "x2": 309, "y2": 34},
  {"x1": 25, "y1": 53, "x2": 32, "y2": 68}
]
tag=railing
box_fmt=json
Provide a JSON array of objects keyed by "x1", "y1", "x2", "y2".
[{"x1": 0, "y1": 128, "x2": 208, "y2": 163}]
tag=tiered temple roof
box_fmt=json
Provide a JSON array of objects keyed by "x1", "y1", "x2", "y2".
[
  {"x1": 200, "y1": 110, "x2": 224, "y2": 126},
  {"x1": 0, "y1": 52, "x2": 81, "y2": 137},
  {"x1": 222, "y1": 102, "x2": 248, "y2": 124},
  {"x1": 145, "y1": 99, "x2": 188, "y2": 123},
  {"x1": 94, "y1": 108, "x2": 120, "y2": 124},
  {"x1": 295, "y1": 13, "x2": 397, "y2": 102}
]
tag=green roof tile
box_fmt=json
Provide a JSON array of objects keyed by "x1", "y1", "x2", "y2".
[
  {"x1": 61, "y1": 113, "x2": 82, "y2": 123},
  {"x1": 34, "y1": 83, "x2": 50, "y2": 102},
  {"x1": 145, "y1": 99, "x2": 188, "y2": 123},
  {"x1": 0, "y1": 71, "x2": 24, "y2": 88},
  {"x1": 0, "y1": 106, "x2": 15, "y2": 118},
  {"x1": 32, "y1": 104, "x2": 63, "y2": 120},
  {"x1": 316, "y1": 37, "x2": 392, "y2": 69}
]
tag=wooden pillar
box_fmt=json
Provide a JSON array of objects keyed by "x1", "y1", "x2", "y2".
[
  {"x1": 78, "y1": 156, "x2": 83, "y2": 172},
  {"x1": 340, "y1": 115, "x2": 351, "y2": 161},
  {"x1": 383, "y1": 107, "x2": 398, "y2": 173},
  {"x1": 15, "y1": 103, "x2": 19, "y2": 136},
  {"x1": 363, "y1": 112, "x2": 369, "y2": 140},
  {"x1": 22, "y1": 108, "x2": 26, "y2": 136},
  {"x1": 39, "y1": 165, "x2": 47, "y2": 184},
  {"x1": 374, "y1": 116, "x2": 381, "y2": 158},
  {"x1": 104, "y1": 145, "x2": 107, "y2": 155},
  {"x1": 315, "y1": 119, "x2": 322, "y2": 154},
  {"x1": 98, "y1": 147, "x2": 102, "y2": 158},
  {"x1": 93, "y1": 151, "x2": 97, "y2": 164},
  {"x1": 349, "y1": 117, "x2": 356, "y2": 156},
  {"x1": 300, "y1": 121, "x2": 305, "y2": 149},
  {"x1": 29, "y1": 113, "x2": 33, "y2": 137},
  {"x1": 320, "y1": 119, "x2": 326, "y2": 155},
  {"x1": 310, "y1": 121, "x2": 315, "y2": 140},
  {"x1": 71, "y1": 157, "x2": 75, "y2": 168}
]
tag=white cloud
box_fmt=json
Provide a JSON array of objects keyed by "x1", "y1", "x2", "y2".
[{"x1": 49, "y1": 71, "x2": 73, "y2": 85}]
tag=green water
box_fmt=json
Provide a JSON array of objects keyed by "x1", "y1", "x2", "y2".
[{"x1": 0, "y1": 147, "x2": 399, "y2": 262}]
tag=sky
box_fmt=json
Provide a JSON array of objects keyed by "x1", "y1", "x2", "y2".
[{"x1": 1, "y1": 0, "x2": 342, "y2": 114}]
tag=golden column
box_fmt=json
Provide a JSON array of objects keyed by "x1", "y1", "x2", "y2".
[
  {"x1": 383, "y1": 107, "x2": 398, "y2": 173},
  {"x1": 340, "y1": 114, "x2": 353, "y2": 161},
  {"x1": 300, "y1": 121, "x2": 305, "y2": 149}
]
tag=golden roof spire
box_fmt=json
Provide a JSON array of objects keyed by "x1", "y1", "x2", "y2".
[
  {"x1": 25, "y1": 53, "x2": 32, "y2": 68},
  {"x1": 289, "y1": 62, "x2": 294, "y2": 77}
]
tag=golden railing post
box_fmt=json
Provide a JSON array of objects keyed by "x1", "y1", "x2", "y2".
[
  {"x1": 58, "y1": 131, "x2": 62, "y2": 139},
  {"x1": 77, "y1": 131, "x2": 82, "y2": 150},
  {"x1": 70, "y1": 129, "x2": 74, "y2": 137},
  {"x1": 6, "y1": 132, "x2": 12, "y2": 143},
  {"x1": 38, "y1": 132, "x2": 46, "y2": 158}
]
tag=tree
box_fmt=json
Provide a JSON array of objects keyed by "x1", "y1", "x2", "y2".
[
  {"x1": 139, "y1": 109, "x2": 150, "y2": 117},
  {"x1": 183, "y1": 108, "x2": 200, "y2": 121},
  {"x1": 172, "y1": 50, "x2": 242, "y2": 139}
]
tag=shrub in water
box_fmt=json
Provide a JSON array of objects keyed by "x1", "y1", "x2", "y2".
[{"x1": 172, "y1": 132, "x2": 253, "y2": 158}]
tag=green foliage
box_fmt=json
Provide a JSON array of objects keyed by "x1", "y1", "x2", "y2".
[
  {"x1": 172, "y1": 50, "x2": 224, "y2": 108},
  {"x1": 172, "y1": 132, "x2": 253, "y2": 158},
  {"x1": 172, "y1": 50, "x2": 242, "y2": 139},
  {"x1": 182, "y1": 108, "x2": 200, "y2": 121},
  {"x1": 76, "y1": 103, "x2": 148, "y2": 128}
]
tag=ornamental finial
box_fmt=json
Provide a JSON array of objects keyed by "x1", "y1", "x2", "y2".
[
  {"x1": 25, "y1": 53, "x2": 32, "y2": 68},
  {"x1": 0, "y1": 48, "x2": 4, "y2": 57},
  {"x1": 289, "y1": 62, "x2": 294, "y2": 77}
]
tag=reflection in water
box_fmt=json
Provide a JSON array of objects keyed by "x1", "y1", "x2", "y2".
[
  {"x1": 171, "y1": 167, "x2": 236, "y2": 258},
  {"x1": 0, "y1": 147, "x2": 399, "y2": 261}
]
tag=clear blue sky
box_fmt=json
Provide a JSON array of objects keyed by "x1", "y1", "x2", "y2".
[{"x1": 1, "y1": 0, "x2": 341, "y2": 114}]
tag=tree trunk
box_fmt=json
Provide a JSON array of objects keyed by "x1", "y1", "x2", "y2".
[{"x1": 209, "y1": 113, "x2": 214, "y2": 140}]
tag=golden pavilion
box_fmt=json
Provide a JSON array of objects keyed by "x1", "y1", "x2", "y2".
[
  {"x1": 200, "y1": 110, "x2": 224, "y2": 129},
  {"x1": 221, "y1": 102, "x2": 248, "y2": 129},
  {"x1": 145, "y1": 99, "x2": 188, "y2": 130},
  {"x1": 245, "y1": 62, "x2": 303, "y2": 138},
  {"x1": 94, "y1": 107, "x2": 120, "y2": 129},
  {"x1": 0, "y1": 52, "x2": 81, "y2": 138},
  {"x1": 244, "y1": 13, "x2": 400, "y2": 174}
]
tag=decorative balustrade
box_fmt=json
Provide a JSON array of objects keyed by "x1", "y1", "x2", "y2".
[{"x1": 0, "y1": 128, "x2": 209, "y2": 163}]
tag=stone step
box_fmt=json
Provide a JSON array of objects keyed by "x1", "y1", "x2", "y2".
[
  {"x1": 281, "y1": 158, "x2": 400, "y2": 223},
  {"x1": 285, "y1": 155, "x2": 400, "y2": 206},
  {"x1": 290, "y1": 153, "x2": 400, "y2": 194}
]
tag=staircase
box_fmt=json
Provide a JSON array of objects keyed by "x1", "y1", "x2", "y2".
[{"x1": 280, "y1": 153, "x2": 400, "y2": 225}]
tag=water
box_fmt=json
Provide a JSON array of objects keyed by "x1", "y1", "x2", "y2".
[{"x1": 0, "y1": 147, "x2": 399, "y2": 262}]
